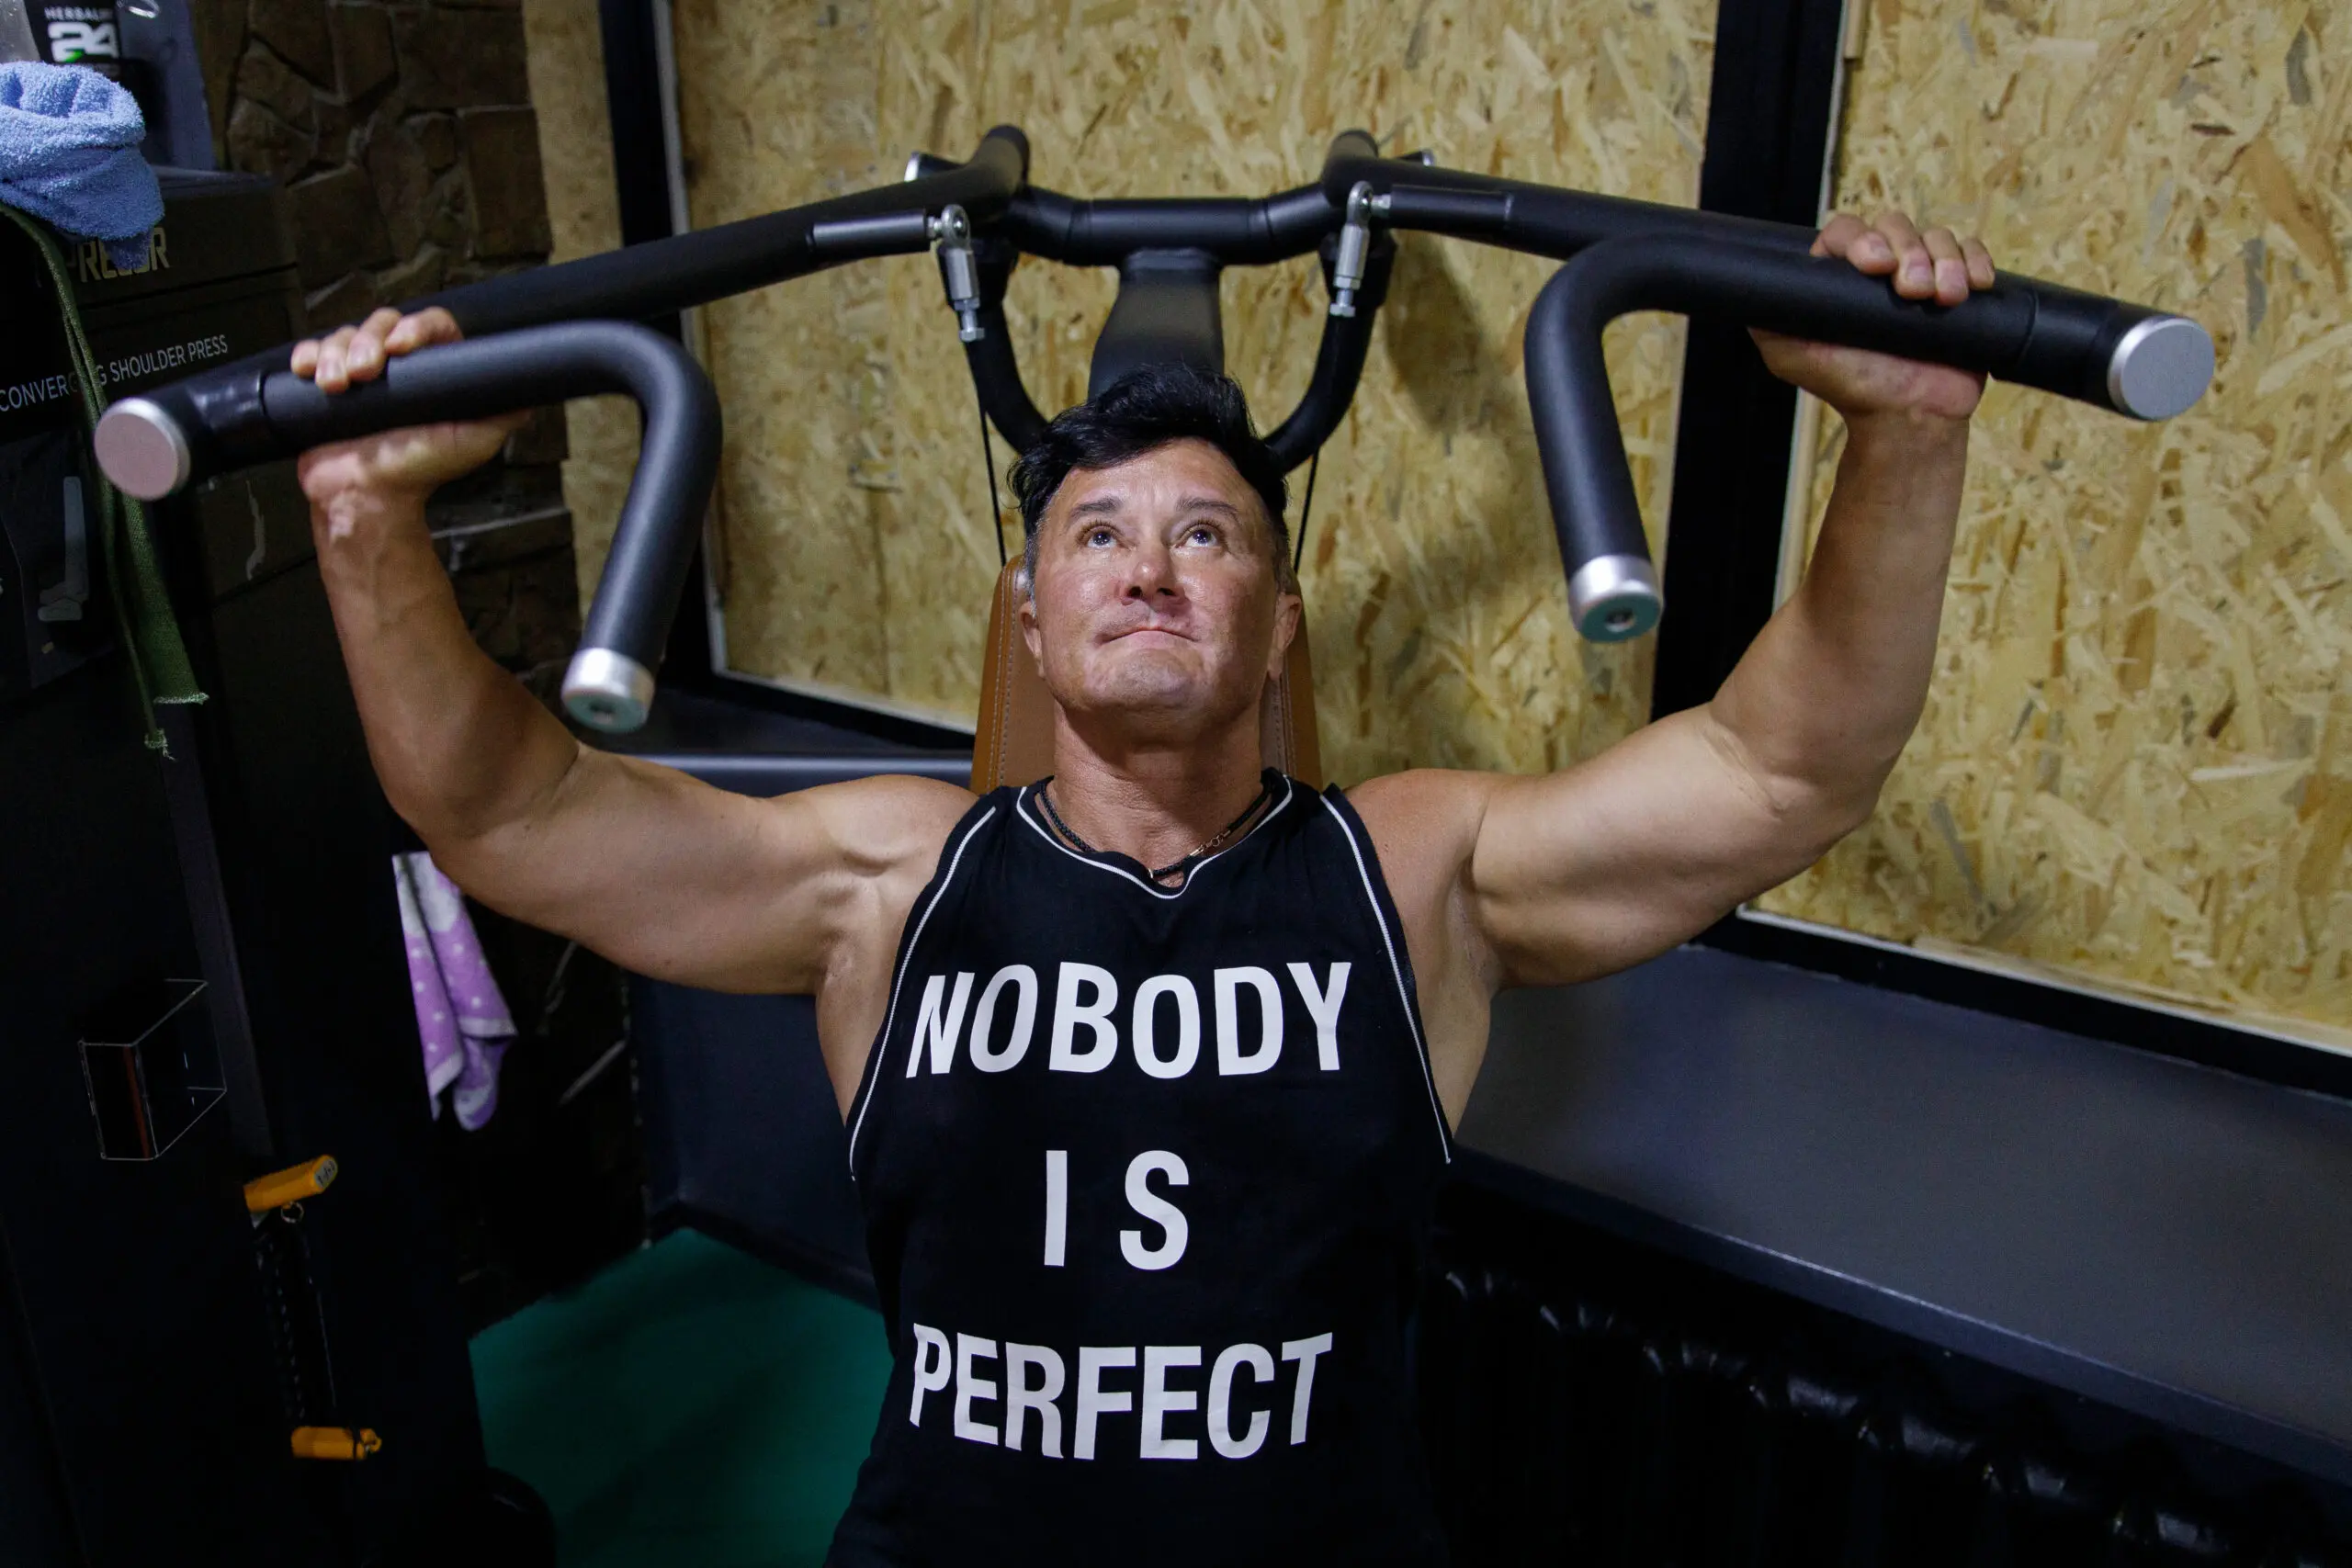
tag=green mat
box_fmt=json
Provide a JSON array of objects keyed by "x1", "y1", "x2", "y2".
[{"x1": 470, "y1": 1230, "x2": 892, "y2": 1567}]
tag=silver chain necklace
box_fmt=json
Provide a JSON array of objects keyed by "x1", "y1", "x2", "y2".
[{"x1": 1037, "y1": 776, "x2": 1272, "y2": 885}]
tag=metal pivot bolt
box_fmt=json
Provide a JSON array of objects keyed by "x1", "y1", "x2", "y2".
[
  {"x1": 932, "y1": 205, "x2": 985, "y2": 343},
  {"x1": 1329, "y1": 181, "x2": 1377, "y2": 319}
]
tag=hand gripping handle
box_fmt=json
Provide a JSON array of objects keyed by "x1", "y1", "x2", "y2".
[{"x1": 94, "y1": 321, "x2": 721, "y2": 732}]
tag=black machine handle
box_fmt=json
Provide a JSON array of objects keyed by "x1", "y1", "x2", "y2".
[
  {"x1": 1525, "y1": 234, "x2": 2216, "y2": 641},
  {"x1": 417, "y1": 125, "x2": 1028, "y2": 337},
  {"x1": 1319, "y1": 148, "x2": 2211, "y2": 426},
  {"x1": 913, "y1": 130, "x2": 1364, "y2": 268},
  {"x1": 87, "y1": 124, "x2": 1030, "y2": 492},
  {"x1": 94, "y1": 321, "x2": 719, "y2": 733},
  {"x1": 93, "y1": 120, "x2": 2218, "y2": 749},
  {"x1": 997, "y1": 175, "x2": 1334, "y2": 268},
  {"x1": 85, "y1": 126, "x2": 1026, "y2": 733},
  {"x1": 1261, "y1": 221, "x2": 1392, "y2": 472},
  {"x1": 1324, "y1": 144, "x2": 1816, "y2": 259},
  {"x1": 943, "y1": 129, "x2": 2210, "y2": 496}
]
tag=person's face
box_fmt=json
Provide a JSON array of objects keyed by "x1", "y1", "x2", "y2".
[{"x1": 1020, "y1": 438, "x2": 1299, "y2": 748}]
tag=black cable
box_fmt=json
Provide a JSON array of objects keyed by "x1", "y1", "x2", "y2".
[
  {"x1": 1291, "y1": 448, "x2": 1321, "y2": 575},
  {"x1": 978, "y1": 381, "x2": 1007, "y2": 566}
]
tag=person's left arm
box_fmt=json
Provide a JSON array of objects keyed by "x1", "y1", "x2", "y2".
[{"x1": 1364, "y1": 210, "x2": 1997, "y2": 1000}]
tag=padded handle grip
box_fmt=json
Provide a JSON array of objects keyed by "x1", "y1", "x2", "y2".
[
  {"x1": 95, "y1": 321, "x2": 721, "y2": 734},
  {"x1": 1526, "y1": 235, "x2": 2214, "y2": 642}
]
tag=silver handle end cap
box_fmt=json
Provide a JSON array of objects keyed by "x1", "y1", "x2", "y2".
[
  {"x1": 94, "y1": 398, "x2": 193, "y2": 501},
  {"x1": 2108, "y1": 315, "x2": 2214, "y2": 422},
  {"x1": 1567, "y1": 553, "x2": 1663, "y2": 643},
  {"x1": 562, "y1": 647, "x2": 656, "y2": 734}
]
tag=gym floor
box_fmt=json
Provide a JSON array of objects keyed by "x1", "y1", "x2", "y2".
[{"x1": 470, "y1": 1230, "x2": 891, "y2": 1566}]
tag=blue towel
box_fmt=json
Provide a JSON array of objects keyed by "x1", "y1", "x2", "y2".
[{"x1": 0, "y1": 62, "x2": 160, "y2": 270}]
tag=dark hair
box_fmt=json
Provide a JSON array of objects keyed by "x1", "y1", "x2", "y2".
[{"x1": 1007, "y1": 363, "x2": 1291, "y2": 591}]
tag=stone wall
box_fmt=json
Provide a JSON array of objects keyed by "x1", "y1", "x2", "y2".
[
  {"x1": 185, "y1": 1, "x2": 641, "y2": 1323},
  {"x1": 191, "y1": 0, "x2": 550, "y2": 324},
  {"x1": 187, "y1": 0, "x2": 576, "y2": 679}
]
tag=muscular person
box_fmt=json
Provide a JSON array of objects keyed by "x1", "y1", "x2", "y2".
[{"x1": 293, "y1": 209, "x2": 1996, "y2": 1565}]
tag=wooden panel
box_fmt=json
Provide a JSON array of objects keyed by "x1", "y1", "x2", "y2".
[
  {"x1": 519, "y1": 0, "x2": 639, "y2": 616},
  {"x1": 627, "y1": 0, "x2": 1714, "y2": 764},
  {"x1": 1759, "y1": 0, "x2": 2352, "y2": 1047}
]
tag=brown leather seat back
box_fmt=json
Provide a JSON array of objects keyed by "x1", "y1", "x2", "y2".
[{"x1": 969, "y1": 558, "x2": 1323, "y2": 793}]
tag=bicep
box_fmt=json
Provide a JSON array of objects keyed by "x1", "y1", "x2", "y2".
[
  {"x1": 1470, "y1": 710, "x2": 1838, "y2": 987},
  {"x1": 434, "y1": 758, "x2": 965, "y2": 993}
]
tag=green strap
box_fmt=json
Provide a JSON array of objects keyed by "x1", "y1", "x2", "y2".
[{"x1": 5, "y1": 205, "x2": 205, "y2": 750}]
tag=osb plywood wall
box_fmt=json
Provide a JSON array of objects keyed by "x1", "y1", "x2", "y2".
[
  {"x1": 519, "y1": 0, "x2": 637, "y2": 591},
  {"x1": 605, "y1": 0, "x2": 1714, "y2": 769},
  {"x1": 1760, "y1": 0, "x2": 2352, "y2": 1045}
]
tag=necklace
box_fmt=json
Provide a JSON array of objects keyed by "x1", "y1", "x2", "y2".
[{"x1": 1037, "y1": 775, "x2": 1272, "y2": 885}]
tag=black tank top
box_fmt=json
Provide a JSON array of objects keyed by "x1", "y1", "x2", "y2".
[{"x1": 831, "y1": 772, "x2": 1453, "y2": 1567}]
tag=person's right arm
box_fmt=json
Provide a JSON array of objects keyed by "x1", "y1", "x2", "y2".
[{"x1": 293, "y1": 307, "x2": 973, "y2": 996}]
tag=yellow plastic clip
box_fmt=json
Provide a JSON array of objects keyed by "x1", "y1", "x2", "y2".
[
  {"x1": 243, "y1": 1156, "x2": 339, "y2": 1213},
  {"x1": 289, "y1": 1426, "x2": 381, "y2": 1461}
]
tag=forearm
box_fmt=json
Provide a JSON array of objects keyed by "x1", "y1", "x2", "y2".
[
  {"x1": 1709, "y1": 410, "x2": 1969, "y2": 822},
  {"x1": 311, "y1": 484, "x2": 582, "y2": 847}
]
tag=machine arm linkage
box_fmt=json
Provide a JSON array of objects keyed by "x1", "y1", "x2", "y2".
[{"x1": 96, "y1": 120, "x2": 2212, "y2": 739}]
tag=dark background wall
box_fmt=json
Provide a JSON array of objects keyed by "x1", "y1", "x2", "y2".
[
  {"x1": 180, "y1": 0, "x2": 646, "y2": 1328},
  {"x1": 191, "y1": 0, "x2": 548, "y2": 317},
  {"x1": 187, "y1": 0, "x2": 574, "y2": 681}
]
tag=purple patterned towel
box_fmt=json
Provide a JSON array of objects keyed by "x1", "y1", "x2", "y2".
[{"x1": 393, "y1": 852, "x2": 516, "y2": 1130}]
